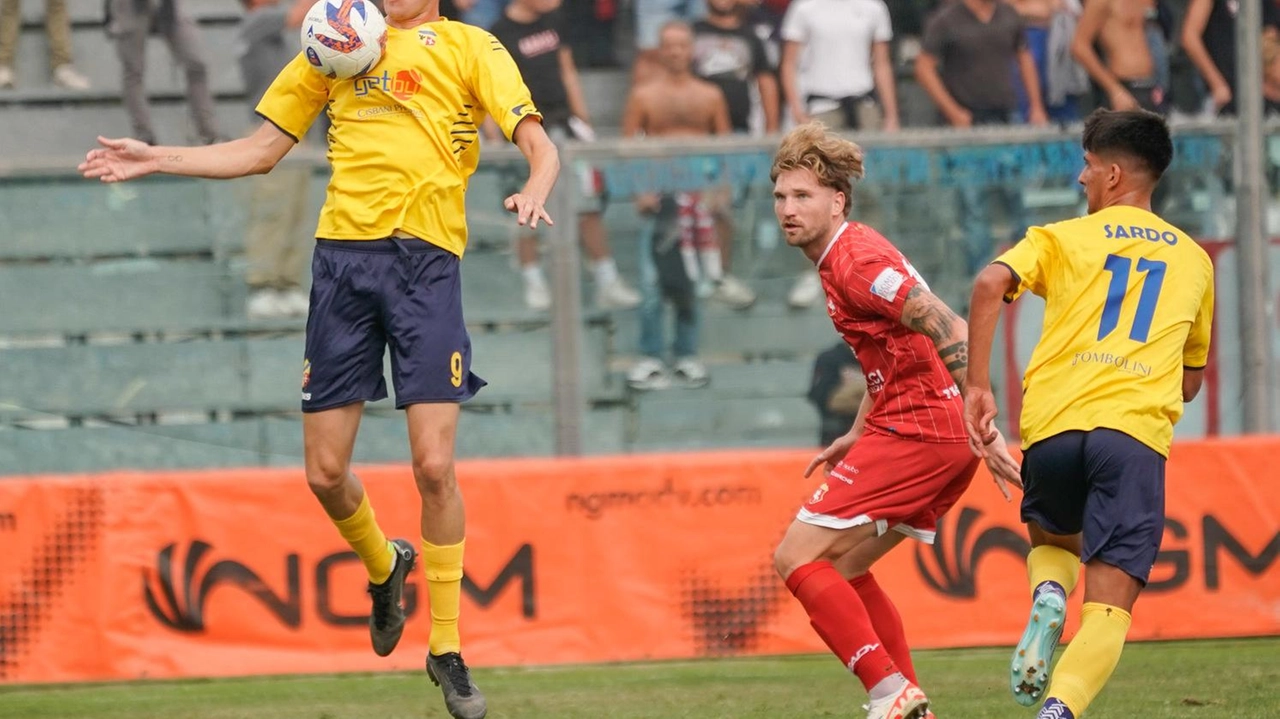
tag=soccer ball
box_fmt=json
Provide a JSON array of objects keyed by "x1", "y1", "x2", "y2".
[{"x1": 300, "y1": 0, "x2": 387, "y2": 80}]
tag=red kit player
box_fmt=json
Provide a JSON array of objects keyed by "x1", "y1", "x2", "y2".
[{"x1": 769, "y1": 123, "x2": 1022, "y2": 719}]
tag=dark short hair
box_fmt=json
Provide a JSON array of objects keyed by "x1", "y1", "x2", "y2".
[{"x1": 1082, "y1": 108, "x2": 1173, "y2": 179}]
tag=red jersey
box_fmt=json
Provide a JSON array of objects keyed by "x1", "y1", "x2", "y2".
[{"x1": 817, "y1": 222, "x2": 967, "y2": 444}]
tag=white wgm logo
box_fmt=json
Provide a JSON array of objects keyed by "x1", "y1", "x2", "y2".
[
  {"x1": 1039, "y1": 702, "x2": 1069, "y2": 719},
  {"x1": 847, "y1": 642, "x2": 881, "y2": 671}
]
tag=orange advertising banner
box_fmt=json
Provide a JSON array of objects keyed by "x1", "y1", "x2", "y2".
[{"x1": 1, "y1": 438, "x2": 1278, "y2": 683}]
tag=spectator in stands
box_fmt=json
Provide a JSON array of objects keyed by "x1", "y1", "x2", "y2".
[
  {"x1": 561, "y1": 0, "x2": 618, "y2": 67},
  {"x1": 915, "y1": 0, "x2": 1045, "y2": 279},
  {"x1": 741, "y1": 0, "x2": 785, "y2": 80},
  {"x1": 690, "y1": 0, "x2": 779, "y2": 311},
  {"x1": 807, "y1": 341, "x2": 865, "y2": 447},
  {"x1": 915, "y1": 0, "x2": 1046, "y2": 127},
  {"x1": 776, "y1": 0, "x2": 899, "y2": 310},
  {"x1": 779, "y1": 0, "x2": 899, "y2": 131},
  {"x1": 239, "y1": 0, "x2": 313, "y2": 319},
  {"x1": 1181, "y1": 0, "x2": 1280, "y2": 116},
  {"x1": 1010, "y1": 0, "x2": 1087, "y2": 123},
  {"x1": 1071, "y1": 0, "x2": 1168, "y2": 113},
  {"x1": 488, "y1": 0, "x2": 641, "y2": 311},
  {"x1": 107, "y1": 0, "x2": 223, "y2": 145},
  {"x1": 622, "y1": 20, "x2": 729, "y2": 390},
  {"x1": 694, "y1": 0, "x2": 779, "y2": 134},
  {"x1": 1265, "y1": 28, "x2": 1280, "y2": 114},
  {"x1": 0, "y1": 0, "x2": 90, "y2": 89},
  {"x1": 632, "y1": 0, "x2": 706, "y2": 84}
]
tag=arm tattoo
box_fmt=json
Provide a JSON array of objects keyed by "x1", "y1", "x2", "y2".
[
  {"x1": 901, "y1": 284, "x2": 960, "y2": 344},
  {"x1": 939, "y1": 341, "x2": 969, "y2": 372},
  {"x1": 166, "y1": 155, "x2": 183, "y2": 163},
  {"x1": 901, "y1": 285, "x2": 968, "y2": 387}
]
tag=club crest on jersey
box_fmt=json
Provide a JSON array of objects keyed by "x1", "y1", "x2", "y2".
[
  {"x1": 809, "y1": 483, "x2": 829, "y2": 504},
  {"x1": 418, "y1": 28, "x2": 437, "y2": 46}
]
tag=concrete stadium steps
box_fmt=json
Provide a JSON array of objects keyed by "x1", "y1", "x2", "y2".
[
  {"x1": 0, "y1": 323, "x2": 617, "y2": 423},
  {"x1": 607, "y1": 302, "x2": 834, "y2": 363},
  {"x1": 626, "y1": 393, "x2": 818, "y2": 451},
  {"x1": 0, "y1": 388, "x2": 822, "y2": 474},
  {"x1": 0, "y1": 25, "x2": 632, "y2": 156},
  {"x1": 0, "y1": 260, "x2": 243, "y2": 334},
  {"x1": 8, "y1": 23, "x2": 245, "y2": 96},
  {"x1": 21, "y1": 0, "x2": 242, "y2": 26},
  {"x1": 0, "y1": 98, "x2": 261, "y2": 156},
  {"x1": 0, "y1": 406, "x2": 632, "y2": 474},
  {"x1": 0, "y1": 175, "x2": 247, "y2": 261}
]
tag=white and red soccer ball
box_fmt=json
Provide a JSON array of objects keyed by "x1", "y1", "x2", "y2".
[{"x1": 300, "y1": 0, "x2": 387, "y2": 80}]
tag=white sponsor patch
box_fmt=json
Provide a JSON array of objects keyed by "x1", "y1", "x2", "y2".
[{"x1": 869, "y1": 268, "x2": 906, "y2": 301}]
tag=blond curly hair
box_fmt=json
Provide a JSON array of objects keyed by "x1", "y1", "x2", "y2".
[{"x1": 769, "y1": 122, "x2": 866, "y2": 217}]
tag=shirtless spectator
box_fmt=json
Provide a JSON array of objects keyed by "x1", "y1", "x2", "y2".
[
  {"x1": 1072, "y1": 0, "x2": 1166, "y2": 113},
  {"x1": 633, "y1": 0, "x2": 706, "y2": 84},
  {"x1": 622, "y1": 20, "x2": 729, "y2": 390},
  {"x1": 1181, "y1": 0, "x2": 1280, "y2": 115},
  {"x1": 1009, "y1": 0, "x2": 1087, "y2": 122}
]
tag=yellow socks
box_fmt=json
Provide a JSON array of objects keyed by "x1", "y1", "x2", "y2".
[
  {"x1": 1047, "y1": 602, "x2": 1132, "y2": 716},
  {"x1": 332, "y1": 494, "x2": 395, "y2": 585},
  {"x1": 1027, "y1": 545, "x2": 1081, "y2": 596},
  {"x1": 422, "y1": 538, "x2": 465, "y2": 656}
]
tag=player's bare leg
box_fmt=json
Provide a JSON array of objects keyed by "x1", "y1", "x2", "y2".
[
  {"x1": 406, "y1": 402, "x2": 486, "y2": 719},
  {"x1": 305, "y1": 403, "x2": 416, "y2": 657},
  {"x1": 1035, "y1": 560, "x2": 1140, "y2": 719},
  {"x1": 1011, "y1": 524, "x2": 1082, "y2": 707},
  {"x1": 775, "y1": 521, "x2": 930, "y2": 719}
]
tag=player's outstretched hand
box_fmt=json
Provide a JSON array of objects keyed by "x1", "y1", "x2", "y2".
[
  {"x1": 803, "y1": 431, "x2": 858, "y2": 479},
  {"x1": 504, "y1": 192, "x2": 554, "y2": 229},
  {"x1": 78, "y1": 136, "x2": 157, "y2": 183},
  {"x1": 982, "y1": 427, "x2": 1023, "y2": 502},
  {"x1": 963, "y1": 385, "x2": 999, "y2": 458}
]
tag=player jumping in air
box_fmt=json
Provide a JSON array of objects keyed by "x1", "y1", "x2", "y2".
[
  {"x1": 964, "y1": 109, "x2": 1213, "y2": 719},
  {"x1": 769, "y1": 122, "x2": 1023, "y2": 719},
  {"x1": 78, "y1": 1, "x2": 560, "y2": 716}
]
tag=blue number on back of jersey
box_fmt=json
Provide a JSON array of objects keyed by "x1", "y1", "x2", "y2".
[{"x1": 1098, "y1": 254, "x2": 1167, "y2": 342}]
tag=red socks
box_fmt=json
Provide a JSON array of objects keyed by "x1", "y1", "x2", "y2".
[
  {"x1": 786, "y1": 561, "x2": 899, "y2": 690},
  {"x1": 850, "y1": 572, "x2": 916, "y2": 683}
]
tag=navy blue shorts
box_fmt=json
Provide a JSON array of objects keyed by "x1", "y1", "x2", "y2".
[
  {"x1": 1020, "y1": 428, "x2": 1166, "y2": 583},
  {"x1": 300, "y1": 238, "x2": 486, "y2": 412}
]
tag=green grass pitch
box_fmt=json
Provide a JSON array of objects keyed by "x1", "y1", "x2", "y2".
[{"x1": 2, "y1": 638, "x2": 1276, "y2": 718}]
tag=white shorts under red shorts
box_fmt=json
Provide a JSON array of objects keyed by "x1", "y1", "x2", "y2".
[{"x1": 797, "y1": 430, "x2": 980, "y2": 544}]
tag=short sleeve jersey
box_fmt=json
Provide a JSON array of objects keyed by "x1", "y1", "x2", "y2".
[
  {"x1": 818, "y1": 222, "x2": 968, "y2": 443},
  {"x1": 995, "y1": 205, "x2": 1215, "y2": 456},
  {"x1": 256, "y1": 19, "x2": 541, "y2": 255}
]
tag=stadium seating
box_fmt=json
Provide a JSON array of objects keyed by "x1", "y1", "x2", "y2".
[{"x1": 0, "y1": 0, "x2": 1142, "y2": 476}]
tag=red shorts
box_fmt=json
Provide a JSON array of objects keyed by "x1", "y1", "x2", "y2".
[{"x1": 797, "y1": 431, "x2": 980, "y2": 543}]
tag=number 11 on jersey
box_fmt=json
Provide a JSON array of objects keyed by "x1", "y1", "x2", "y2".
[{"x1": 1098, "y1": 254, "x2": 1167, "y2": 342}]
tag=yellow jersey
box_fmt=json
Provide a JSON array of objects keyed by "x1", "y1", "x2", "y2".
[
  {"x1": 996, "y1": 204, "x2": 1214, "y2": 456},
  {"x1": 256, "y1": 19, "x2": 541, "y2": 256}
]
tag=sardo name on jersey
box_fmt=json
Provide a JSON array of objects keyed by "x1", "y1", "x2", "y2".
[{"x1": 1104, "y1": 224, "x2": 1178, "y2": 245}]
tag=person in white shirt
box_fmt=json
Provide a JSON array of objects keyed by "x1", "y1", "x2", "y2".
[
  {"x1": 778, "y1": 0, "x2": 901, "y2": 310},
  {"x1": 779, "y1": 0, "x2": 900, "y2": 131}
]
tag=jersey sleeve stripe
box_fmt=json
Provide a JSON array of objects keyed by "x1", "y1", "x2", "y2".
[
  {"x1": 255, "y1": 112, "x2": 300, "y2": 143},
  {"x1": 991, "y1": 260, "x2": 1021, "y2": 303}
]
